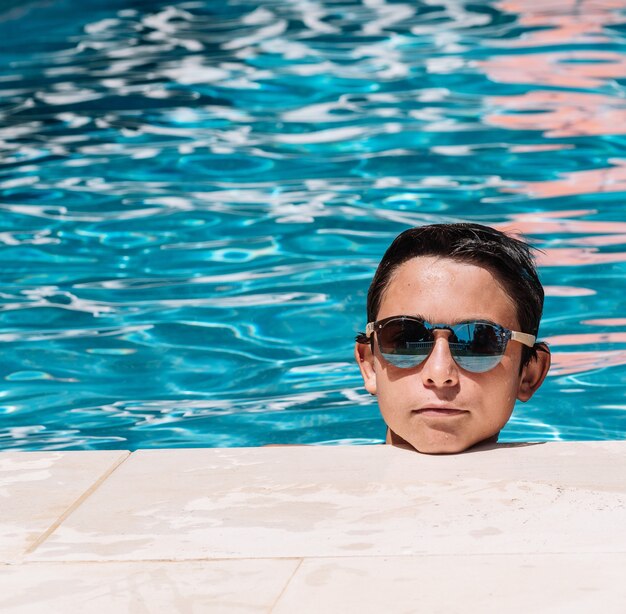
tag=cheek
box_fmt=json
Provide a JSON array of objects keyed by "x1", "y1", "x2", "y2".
[
  {"x1": 373, "y1": 361, "x2": 393, "y2": 398},
  {"x1": 373, "y1": 363, "x2": 412, "y2": 411},
  {"x1": 461, "y1": 364, "x2": 521, "y2": 417},
  {"x1": 480, "y1": 369, "x2": 522, "y2": 422}
]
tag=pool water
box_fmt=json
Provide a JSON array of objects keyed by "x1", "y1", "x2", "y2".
[{"x1": 0, "y1": 0, "x2": 625, "y2": 450}]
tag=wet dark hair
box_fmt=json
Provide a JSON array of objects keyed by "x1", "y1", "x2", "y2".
[{"x1": 355, "y1": 223, "x2": 546, "y2": 368}]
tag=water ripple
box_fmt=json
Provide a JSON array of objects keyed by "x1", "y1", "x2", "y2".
[{"x1": 0, "y1": 0, "x2": 625, "y2": 448}]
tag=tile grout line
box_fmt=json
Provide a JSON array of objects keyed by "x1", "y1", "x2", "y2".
[
  {"x1": 269, "y1": 557, "x2": 304, "y2": 613},
  {"x1": 3, "y1": 551, "x2": 623, "y2": 566},
  {"x1": 23, "y1": 451, "x2": 133, "y2": 558},
  {"x1": 5, "y1": 549, "x2": 621, "y2": 566}
]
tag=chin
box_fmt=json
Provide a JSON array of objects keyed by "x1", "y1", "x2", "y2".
[
  {"x1": 387, "y1": 428, "x2": 483, "y2": 455},
  {"x1": 407, "y1": 428, "x2": 484, "y2": 454},
  {"x1": 412, "y1": 431, "x2": 500, "y2": 455},
  {"x1": 413, "y1": 439, "x2": 469, "y2": 455}
]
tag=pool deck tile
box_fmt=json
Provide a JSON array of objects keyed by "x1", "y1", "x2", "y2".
[
  {"x1": 273, "y1": 553, "x2": 626, "y2": 614},
  {"x1": 0, "y1": 451, "x2": 129, "y2": 564},
  {"x1": 25, "y1": 442, "x2": 626, "y2": 562},
  {"x1": 2, "y1": 442, "x2": 626, "y2": 610},
  {"x1": 0, "y1": 559, "x2": 301, "y2": 614}
]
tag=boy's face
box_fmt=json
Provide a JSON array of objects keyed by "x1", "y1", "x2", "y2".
[{"x1": 355, "y1": 256, "x2": 549, "y2": 454}]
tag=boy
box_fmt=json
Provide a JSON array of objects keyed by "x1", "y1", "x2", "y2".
[{"x1": 355, "y1": 223, "x2": 551, "y2": 454}]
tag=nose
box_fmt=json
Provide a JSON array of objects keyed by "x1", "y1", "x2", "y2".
[{"x1": 420, "y1": 331, "x2": 459, "y2": 388}]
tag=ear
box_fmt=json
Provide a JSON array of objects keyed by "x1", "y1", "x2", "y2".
[
  {"x1": 355, "y1": 341, "x2": 377, "y2": 395},
  {"x1": 517, "y1": 343, "x2": 551, "y2": 402}
]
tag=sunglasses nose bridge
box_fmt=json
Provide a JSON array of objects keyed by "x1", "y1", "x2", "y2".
[
  {"x1": 420, "y1": 332, "x2": 460, "y2": 384},
  {"x1": 431, "y1": 326, "x2": 454, "y2": 341}
]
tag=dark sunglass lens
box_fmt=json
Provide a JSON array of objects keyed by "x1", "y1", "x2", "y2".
[
  {"x1": 378, "y1": 318, "x2": 433, "y2": 369},
  {"x1": 454, "y1": 354, "x2": 503, "y2": 373},
  {"x1": 451, "y1": 322, "x2": 507, "y2": 373}
]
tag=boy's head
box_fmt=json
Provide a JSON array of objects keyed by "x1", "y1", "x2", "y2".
[{"x1": 355, "y1": 223, "x2": 551, "y2": 454}]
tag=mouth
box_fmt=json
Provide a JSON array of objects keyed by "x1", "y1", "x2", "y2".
[{"x1": 413, "y1": 407, "x2": 468, "y2": 417}]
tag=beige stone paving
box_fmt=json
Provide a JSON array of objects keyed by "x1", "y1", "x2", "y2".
[
  {"x1": 1, "y1": 443, "x2": 625, "y2": 611},
  {"x1": 274, "y1": 553, "x2": 626, "y2": 614},
  {"x1": 0, "y1": 559, "x2": 301, "y2": 614},
  {"x1": 0, "y1": 451, "x2": 128, "y2": 564},
  {"x1": 3, "y1": 553, "x2": 626, "y2": 613},
  {"x1": 26, "y1": 443, "x2": 626, "y2": 561}
]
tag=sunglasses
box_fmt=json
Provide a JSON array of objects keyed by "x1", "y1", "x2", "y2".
[{"x1": 365, "y1": 316, "x2": 536, "y2": 373}]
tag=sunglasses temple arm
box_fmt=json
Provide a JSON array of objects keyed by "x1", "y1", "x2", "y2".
[{"x1": 511, "y1": 331, "x2": 536, "y2": 347}]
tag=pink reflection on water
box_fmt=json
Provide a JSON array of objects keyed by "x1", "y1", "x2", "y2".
[
  {"x1": 480, "y1": 2, "x2": 626, "y2": 144},
  {"x1": 556, "y1": 234, "x2": 626, "y2": 247},
  {"x1": 550, "y1": 350, "x2": 626, "y2": 376},
  {"x1": 494, "y1": 0, "x2": 625, "y2": 47},
  {"x1": 495, "y1": 210, "x2": 626, "y2": 236},
  {"x1": 544, "y1": 286, "x2": 595, "y2": 297},
  {"x1": 582, "y1": 319, "x2": 626, "y2": 326},
  {"x1": 503, "y1": 159, "x2": 626, "y2": 199},
  {"x1": 482, "y1": 1, "x2": 626, "y2": 372},
  {"x1": 478, "y1": 51, "x2": 626, "y2": 89},
  {"x1": 494, "y1": 211, "x2": 626, "y2": 266},
  {"x1": 537, "y1": 249, "x2": 626, "y2": 267},
  {"x1": 546, "y1": 332, "x2": 626, "y2": 345},
  {"x1": 485, "y1": 91, "x2": 626, "y2": 138},
  {"x1": 509, "y1": 144, "x2": 572, "y2": 153},
  {"x1": 545, "y1": 327, "x2": 626, "y2": 377}
]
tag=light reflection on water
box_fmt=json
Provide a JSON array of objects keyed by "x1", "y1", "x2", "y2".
[{"x1": 0, "y1": 0, "x2": 625, "y2": 450}]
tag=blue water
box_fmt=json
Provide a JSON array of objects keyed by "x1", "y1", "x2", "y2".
[{"x1": 1, "y1": 0, "x2": 625, "y2": 450}]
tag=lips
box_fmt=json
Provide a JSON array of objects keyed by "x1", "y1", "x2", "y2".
[{"x1": 413, "y1": 407, "x2": 467, "y2": 417}]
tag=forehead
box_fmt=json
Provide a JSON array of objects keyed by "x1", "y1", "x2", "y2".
[{"x1": 377, "y1": 256, "x2": 519, "y2": 327}]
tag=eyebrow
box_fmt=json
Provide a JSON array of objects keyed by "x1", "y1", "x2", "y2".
[{"x1": 393, "y1": 314, "x2": 501, "y2": 327}]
